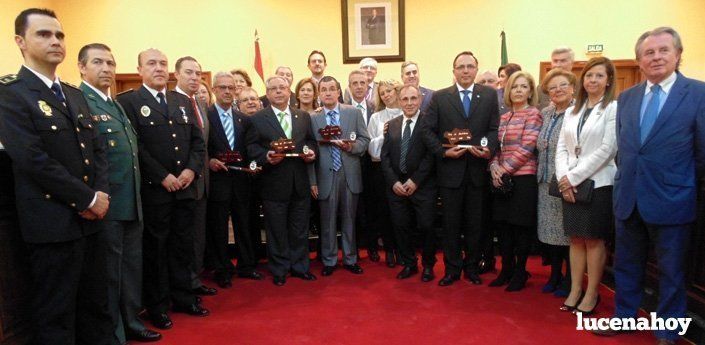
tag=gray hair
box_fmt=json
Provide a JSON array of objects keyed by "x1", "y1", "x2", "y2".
[
  {"x1": 348, "y1": 69, "x2": 366, "y2": 83},
  {"x1": 275, "y1": 66, "x2": 292, "y2": 74},
  {"x1": 265, "y1": 75, "x2": 289, "y2": 87},
  {"x1": 212, "y1": 71, "x2": 235, "y2": 85},
  {"x1": 359, "y1": 57, "x2": 378, "y2": 69},
  {"x1": 635, "y1": 26, "x2": 683, "y2": 68},
  {"x1": 551, "y1": 47, "x2": 574, "y2": 61}
]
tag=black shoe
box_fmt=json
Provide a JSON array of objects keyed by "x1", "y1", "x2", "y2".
[
  {"x1": 173, "y1": 303, "x2": 210, "y2": 317},
  {"x1": 505, "y1": 270, "x2": 530, "y2": 292},
  {"x1": 126, "y1": 329, "x2": 162, "y2": 342},
  {"x1": 321, "y1": 265, "x2": 336, "y2": 276},
  {"x1": 192, "y1": 285, "x2": 217, "y2": 296},
  {"x1": 478, "y1": 258, "x2": 496, "y2": 274},
  {"x1": 573, "y1": 295, "x2": 600, "y2": 316},
  {"x1": 421, "y1": 267, "x2": 435, "y2": 282},
  {"x1": 488, "y1": 269, "x2": 514, "y2": 287},
  {"x1": 149, "y1": 313, "x2": 173, "y2": 330},
  {"x1": 368, "y1": 249, "x2": 380, "y2": 262},
  {"x1": 385, "y1": 251, "x2": 396, "y2": 268},
  {"x1": 396, "y1": 266, "x2": 418, "y2": 279},
  {"x1": 464, "y1": 270, "x2": 482, "y2": 285},
  {"x1": 343, "y1": 264, "x2": 364, "y2": 274},
  {"x1": 560, "y1": 291, "x2": 585, "y2": 312},
  {"x1": 273, "y1": 275, "x2": 286, "y2": 286},
  {"x1": 237, "y1": 270, "x2": 265, "y2": 280},
  {"x1": 290, "y1": 270, "x2": 317, "y2": 281},
  {"x1": 215, "y1": 275, "x2": 232, "y2": 288},
  {"x1": 438, "y1": 274, "x2": 460, "y2": 286}
]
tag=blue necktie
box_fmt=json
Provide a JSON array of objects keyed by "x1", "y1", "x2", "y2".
[
  {"x1": 327, "y1": 110, "x2": 342, "y2": 171},
  {"x1": 156, "y1": 92, "x2": 169, "y2": 115},
  {"x1": 222, "y1": 111, "x2": 235, "y2": 149},
  {"x1": 462, "y1": 90, "x2": 471, "y2": 118},
  {"x1": 50, "y1": 82, "x2": 65, "y2": 103},
  {"x1": 640, "y1": 84, "x2": 662, "y2": 143}
]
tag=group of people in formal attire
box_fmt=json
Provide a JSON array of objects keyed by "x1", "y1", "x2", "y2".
[{"x1": 0, "y1": 8, "x2": 700, "y2": 345}]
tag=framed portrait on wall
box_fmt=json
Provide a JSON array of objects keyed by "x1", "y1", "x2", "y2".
[{"x1": 341, "y1": 0, "x2": 405, "y2": 63}]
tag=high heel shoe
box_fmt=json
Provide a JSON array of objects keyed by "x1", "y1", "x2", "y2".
[
  {"x1": 573, "y1": 295, "x2": 600, "y2": 316},
  {"x1": 560, "y1": 291, "x2": 584, "y2": 312}
]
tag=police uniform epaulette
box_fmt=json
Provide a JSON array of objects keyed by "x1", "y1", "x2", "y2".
[
  {"x1": 0, "y1": 74, "x2": 19, "y2": 85},
  {"x1": 116, "y1": 88, "x2": 134, "y2": 96},
  {"x1": 61, "y1": 81, "x2": 80, "y2": 90}
]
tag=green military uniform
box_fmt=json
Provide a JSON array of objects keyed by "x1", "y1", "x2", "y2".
[{"x1": 80, "y1": 82, "x2": 147, "y2": 342}]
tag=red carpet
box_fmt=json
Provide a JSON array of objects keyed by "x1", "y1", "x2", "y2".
[{"x1": 151, "y1": 254, "x2": 670, "y2": 345}]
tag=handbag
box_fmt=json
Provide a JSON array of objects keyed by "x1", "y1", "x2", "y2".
[
  {"x1": 491, "y1": 173, "x2": 514, "y2": 195},
  {"x1": 548, "y1": 176, "x2": 595, "y2": 203}
]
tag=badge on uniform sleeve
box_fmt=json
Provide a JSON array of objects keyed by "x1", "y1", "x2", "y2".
[
  {"x1": 38, "y1": 100, "x2": 53, "y2": 117},
  {"x1": 100, "y1": 115, "x2": 108, "y2": 121},
  {"x1": 140, "y1": 105, "x2": 151, "y2": 117}
]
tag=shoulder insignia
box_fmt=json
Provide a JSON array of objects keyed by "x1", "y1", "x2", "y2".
[
  {"x1": 116, "y1": 88, "x2": 134, "y2": 96},
  {"x1": 0, "y1": 74, "x2": 19, "y2": 85},
  {"x1": 61, "y1": 81, "x2": 80, "y2": 90}
]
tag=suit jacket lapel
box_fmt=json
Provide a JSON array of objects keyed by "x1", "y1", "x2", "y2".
[
  {"x1": 138, "y1": 86, "x2": 168, "y2": 118},
  {"x1": 208, "y1": 106, "x2": 229, "y2": 149},
  {"x1": 81, "y1": 83, "x2": 125, "y2": 124},
  {"x1": 19, "y1": 67, "x2": 71, "y2": 119},
  {"x1": 643, "y1": 74, "x2": 688, "y2": 147},
  {"x1": 467, "y1": 87, "x2": 482, "y2": 119},
  {"x1": 448, "y1": 87, "x2": 466, "y2": 120},
  {"x1": 628, "y1": 82, "x2": 647, "y2": 146},
  {"x1": 264, "y1": 107, "x2": 287, "y2": 139}
]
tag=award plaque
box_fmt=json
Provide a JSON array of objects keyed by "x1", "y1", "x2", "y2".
[
  {"x1": 318, "y1": 125, "x2": 355, "y2": 144},
  {"x1": 270, "y1": 138, "x2": 307, "y2": 158},
  {"x1": 215, "y1": 151, "x2": 243, "y2": 164},
  {"x1": 227, "y1": 160, "x2": 262, "y2": 173},
  {"x1": 442, "y1": 128, "x2": 474, "y2": 148}
]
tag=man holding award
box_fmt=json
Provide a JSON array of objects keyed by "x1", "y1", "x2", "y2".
[
  {"x1": 309, "y1": 76, "x2": 371, "y2": 277},
  {"x1": 421, "y1": 51, "x2": 499, "y2": 286},
  {"x1": 246, "y1": 75, "x2": 317, "y2": 286}
]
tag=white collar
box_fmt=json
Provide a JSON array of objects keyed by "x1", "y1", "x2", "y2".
[
  {"x1": 402, "y1": 110, "x2": 420, "y2": 123},
  {"x1": 645, "y1": 71, "x2": 677, "y2": 95},
  {"x1": 24, "y1": 64, "x2": 59, "y2": 89},
  {"x1": 81, "y1": 81, "x2": 110, "y2": 102},
  {"x1": 456, "y1": 83, "x2": 475, "y2": 93},
  {"x1": 175, "y1": 85, "x2": 193, "y2": 99},
  {"x1": 143, "y1": 83, "x2": 167, "y2": 100},
  {"x1": 272, "y1": 105, "x2": 291, "y2": 116}
]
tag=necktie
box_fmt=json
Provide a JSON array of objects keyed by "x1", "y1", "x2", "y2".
[
  {"x1": 222, "y1": 112, "x2": 235, "y2": 149},
  {"x1": 277, "y1": 112, "x2": 291, "y2": 138},
  {"x1": 50, "y1": 82, "x2": 65, "y2": 104},
  {"x1": 400, "y1": 119, "x2": 412, "y2": 174},
  {"x1": 190, "y1": 97, "x2": 204, "y2": 128},
  {"x1": 327, "y1": 110, "x2": 342, "y2": 171},
  {"x1": 156, "y1": 92, "x2": 168, "y2": 115},
  {"x1": 462, "y1": 90, "x2": 471, "y2": 118},
  {"x1": 640, "y1": 84, "x2": 662, "y2": 143},
  {"x1": 365, "y1": 86, "x2": 373, "y2": 101}
]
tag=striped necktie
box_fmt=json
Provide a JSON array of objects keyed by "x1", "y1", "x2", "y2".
[
  {"x1": 278, "y1": 112, "x2": 291, "y2": 138},
  {"x1": 327, "y1": 110, "x2": 342, "y2": 171},
  {"x1": 221, "y1": 111, "x2": 235, "y2": 149}
]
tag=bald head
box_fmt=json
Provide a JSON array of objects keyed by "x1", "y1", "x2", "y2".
[{"x1": 137, "y1": 48, "x2": 169, "y2": 89}]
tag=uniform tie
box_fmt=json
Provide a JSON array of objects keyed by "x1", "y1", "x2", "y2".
[
  {"x1": 50, "y1": 82, "x2": 65, "y2": 104},
  {"x1": 156, "y1": 92, "x2": 168, "y2": 115}
]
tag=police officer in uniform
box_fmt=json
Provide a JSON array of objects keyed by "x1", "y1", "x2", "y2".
[
  {"x1": 0, "y1": 8, "x2": 113, "y2": 345},
  {"x1": 117, "y1": 48, "x2": 208, "y2": 330},
  {"x1": 78, "y1": 43, "x2": 162, "y2": 343}
]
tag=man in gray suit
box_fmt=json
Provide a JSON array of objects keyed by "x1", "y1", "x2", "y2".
[
  {"x1": 173, "y1": 56, "x2": 217, "y2": 297},
  {"x1": 343, "y1": 58, "x2": 378, "y2": 109},
  {"x1": 310, "y1": 76, "x2": 370, "y2": 276}
]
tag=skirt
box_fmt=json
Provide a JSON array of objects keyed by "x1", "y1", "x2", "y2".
[
  {"x1": 562, "y1": 186, "x2": 613, "y2": 239},
  {"x1": 537, "y1": 182, "x2": 569, "y2": 246},
  {"x1": 493, "y1": 175, "x2": 538, "y2": 228}
]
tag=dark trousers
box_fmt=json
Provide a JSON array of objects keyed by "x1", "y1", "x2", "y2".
[
  {"x1": 262, "y1": 194, "x2": 311, "y2": 277},
  {"x1": 358, "y1": 162, "x2": 394, "y2": 252},
  {"x1": 102, "y1": 219, "x2": 145, "y2": 343},
  {"x1": 190, "y1": 197, "x2": 207, "y2": 289},
  {"x1": 439, "y1": 180, "x2": 485, "y2": 275},
  {"x1": 388, "y1": 186, "x2": 437, "y2": 268},
  {"x1": 142, "y1": 199, "x2": 197, "y2": 314},
  {"x1": 496, "y1": 221, "x2": 532, "y2": 273},
  {"x1": 614, "y1": 210, "x2": 690, "y2": 341},
  {"x1": 27, "y1": 230, "x2": 116, "y2": 345}
]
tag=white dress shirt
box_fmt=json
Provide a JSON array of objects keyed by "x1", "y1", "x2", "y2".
[{"x1": 366, "y1": 107, "x2": 402, "y2": 161}]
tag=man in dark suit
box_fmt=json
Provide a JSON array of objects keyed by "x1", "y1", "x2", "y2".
[
  {"x1": 117, "y1": 48, "x2": 208, "y2": 330},
  {"x1": 595, "y1": 27, "x2": 705, "y2": 345},
  {"x1": 206, "y1": 72, "x2": 264, "y2": 288},
  {"x1": 246, "y1": 76, "x2": 318, "y2": 286},
  {"x1": 381, "y1": 85, "x2": 437, "y2": 281},
  {"x1": 78, "y1": 43, "x2": 161, "y2": 343},
  {"x1": 421, "y1": 51, "x2": 499, "y2": 286},
  {"x1": 172, "y1": 56, "x2": 218, "y2": 298},
  {"x1": 401, "y1": 61, "x2": 434, "y2": 112},
  {"x1": 0, "y1": 9, "x2": 113, "y2": 344}
]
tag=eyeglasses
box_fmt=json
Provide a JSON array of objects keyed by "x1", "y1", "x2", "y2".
[
  {"x1": 547, "y1": 82, "x2": 571, "y2": 93},
  {"x1": 477, "y1": 79, "x2": 497, "y2": 85},
  {"x1": 266, "y1": 86, "x2": 289, "y2": 92},
  {"x1": 240, "y1": 96, "x2": 259, "y2": 102},
  {"x1": 215, "y1": 85, "x2": 235, "y2": 91},
  {"x1": 454, "y1": 64, "x2": 477, "y2": 71}
]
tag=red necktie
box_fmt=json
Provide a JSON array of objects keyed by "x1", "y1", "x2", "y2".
[{"x1": 190, "y1": 97, "x2": 204, "y2": 128}]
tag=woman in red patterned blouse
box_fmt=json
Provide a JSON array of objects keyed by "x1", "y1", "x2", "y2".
[{"x1": 488, "y1": 71, "x2": 543, "y2": 291}]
